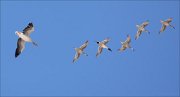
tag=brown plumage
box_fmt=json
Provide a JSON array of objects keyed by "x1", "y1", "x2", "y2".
[
  {"x1": 96, "y1": 38, "x2": 112, "y2": 57},
  {"x1": 159, "y1": 18, "x2": 175, "y2": 33},
  {"x1": 73, "y1": 40, "x2": 89, "y2": 63},
  {"x1": 135, "y1": 21, "x2": 150, "y2": 40},
  {"x1": 118, "y1": 35, "x2": 134, "y2": 52}
]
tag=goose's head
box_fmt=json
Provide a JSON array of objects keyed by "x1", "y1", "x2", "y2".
[
  {"x1": 160, "y1": 20, "x2": 164, "y2": 23},
  {"x1": 120, "y1": 41, "x2": 124, "y2": 44},
  {"x1": 136, "y1": 25, "x2": 140, "y2": 28},
  {"x1": 74, "y1": 48, "x2": 79, "y2": 51},
  {"x1": 96, "y1": 41, "x2": 100, "y2": 44},
  {"x1": 15, "y1": 31, "x2": 23, "y2": 36}
]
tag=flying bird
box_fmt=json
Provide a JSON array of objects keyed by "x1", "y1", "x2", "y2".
[
  {"x1": 15, "y1": 22, "x2": 38, "y2": 58},
  {"x1": 118, "y1": 34, "x2": 134, "y2": 52},
  {"x1": 96, "y1": 38, "x2": 112, "y2": 57},
  {"x1": 73, "y1": 40, "x2": 89, "y2": 63},
  {"x1": 159, "y1": 18, "x2": 175, "y2": 33},
  {"x1": 135, "y1": 20, "x2": 150, "y2": 40}
]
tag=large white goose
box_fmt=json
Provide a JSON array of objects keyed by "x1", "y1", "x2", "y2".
[
  {"x1": 73, "y1": 40, "x2": 89, "y2": 63},
  {"x1": 159, "y1": 18, "x2": 175, "y2": 33},
  {"x1": 96, "y1": 38, "x2": 112, "y2": 57},
  {"x1": 15, "y1": 22, "x2": 38, "y2": 58},
  {"x1": 118, "y1": 34, "x2": 134, "y2": 52},
  {"x1": 135, "y1": 21, "x2": 150, "y2": 40}
]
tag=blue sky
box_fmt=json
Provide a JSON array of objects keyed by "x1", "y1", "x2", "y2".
[{"x1": 1, "y1": 0, "x2": 179, "y2": 96}]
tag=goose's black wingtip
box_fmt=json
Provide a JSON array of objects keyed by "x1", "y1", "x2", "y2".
[
  {"x1": 15, "y1": 54, "x2": 19, "y2": 58},
  {"x1": 108, "y1": 48, "x2": 112, "y2": 52},
  {"x1": 28, "y1": 22, "x2": 33, "y2": 27}
]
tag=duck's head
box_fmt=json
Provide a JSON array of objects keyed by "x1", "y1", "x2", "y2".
[
  {"x1": 160, "y1": 20, "x2": 164, "y2": 23},
  {"x1": 96, "y1": 41, "x2": 100, "y2": 44},
  {"x1": 136, "y1": 25, "x2": 140, "y2": 28},
  {"x1": 15, "y1": 31, "x2": 23, "y2": 36},
  {"x1": 120, "y1": 41, "x2": 124, "y2": 44}
]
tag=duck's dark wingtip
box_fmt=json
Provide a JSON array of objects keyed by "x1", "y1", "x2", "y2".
[{"x1": 108, "y1": 48, "x2": 112, "y2": 52}]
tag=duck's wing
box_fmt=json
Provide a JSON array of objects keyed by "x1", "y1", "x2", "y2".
[
  {"x1": 135, "y1": 29, "x2": 142, "y2": 40},
  {"x1": 73, "y1": 52, "x2": 81, "y2": 63},
  {"x1": 119, "y1": 45, "x2": 126, "y2": 51},
  {"x1": 125, "y1": 34, "x2": 131, "y2": 44},
  {"x1": 15, "y1": 38, "x2": 25, "y2": 58},
  {"x1": 80, "y1": 40, "x2": 88, "y2": 50},
  {"x1": 23, "y1": 22, "x2": 34, "y2": 36},
  {"x1": 141, "y1": 21, "x2": 149, "y2": 28},
  {"x1": 165, "y1": 18, "x2": 172, "y2": 23},
  {"x1": 96, "y1": 46, "x2": 103, "y2": 57},
  {"x1": 101, "y1": 38, "x2": 110, "y2": 45},
  {"x1": 160, "y1": 24, "x2": 166, "y2": 33}
]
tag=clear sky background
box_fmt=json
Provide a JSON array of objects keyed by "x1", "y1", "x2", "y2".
[{"x1": 1, "y1": 0, "x2": 179, "y2": 96}]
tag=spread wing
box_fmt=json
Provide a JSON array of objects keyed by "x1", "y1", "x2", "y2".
[
  {"x1": 135, "y1": 30, "x2": 142, "y2": 40},
  {"x1": 101, "y1": 38, "x2": 110, "y2": 45},
  {"x1": 125, "y1": 35, "x2": 131, "y2": 44},
  {"x1": 96, "y1": 46, "x2": 103, "y2": 57},
  {"x1": 160, "y1": 24, "x2": 166, "y2": 32},
  {"x1": 165, "y1": 18, "x2": 172, "y2": 23},
  {"x1": 23, "y1": 22, "x2": 34, "y2": 36},
  {"x1": 73, "y1": 52, "x2": 81, "y2": 63},
  {"x1": 80, "y1": 40, "x2": 88, "y2": 50},
  {"x1": 119, "y1": 45, "x2": 127, "y2": 51},
  {"x1": 141, "y1": 21, "x2": 149, "y2": 28},
  {"x1": 15, "y1": 38, "x2": 25, "y2": 58}
]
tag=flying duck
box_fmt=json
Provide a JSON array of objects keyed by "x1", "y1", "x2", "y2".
[
  {"x1": 96, "y1": 38, "x2": 112, "y2": 57},
  {"x1": 118, "y1": 34, "x2": 134, "y2": 52},
  {"x1": 135, "y1": 20, "x2": 150, "y2": 40},
  {"x1": 15, "y1": 22, "x2": 38, "y2": 58},
  {"x1": 73, "y1": 40, "x2": 89, "y2": 63},
  {"x1": 159, "y1": 18, "x2": 175, "y2": 33}
]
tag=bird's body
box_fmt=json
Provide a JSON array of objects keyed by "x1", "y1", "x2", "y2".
[
  {"x1": 15, "y1": 22, "x2": 37, "y2": 58},
  {"x1": 96, "y1": 38, "x2": 112, "y2": 57},
  {"x1": 119, "y1": 35, "x2": 134, "y2": 52},
  {"x1": 73, "y1": 40, "x2": 88, "y2": 63},
  {"x1": 159, "y1": 18, "x2": 175, "y2": 33},
  {"x1": 98, "y1": 43, "x2": 108, "y2": 49},
  {"x1": 135, "y1": 21, "x2": 150, "y2": 40},
  {"x1": 15, "y1": 31, "x2": 32, "y2": 42}
]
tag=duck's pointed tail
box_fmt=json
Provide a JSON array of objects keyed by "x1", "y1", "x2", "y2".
[{"x1": 32, "y1": 41, "x2": 38, "y2": 46}]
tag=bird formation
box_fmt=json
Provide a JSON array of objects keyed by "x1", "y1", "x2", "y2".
[{"x1": 15, "y1": 18, "x2": 175, "y2": 63}]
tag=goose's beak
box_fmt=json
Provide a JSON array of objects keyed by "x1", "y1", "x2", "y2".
[
  {"x1": 120, "y1": 41, "x2": 123, "y2": 44},
  {"x1": 15, "y1": 31, "x2": 18, "y2": 35}
]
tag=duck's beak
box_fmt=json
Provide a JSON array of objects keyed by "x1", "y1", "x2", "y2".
[
  {"x1": 120, "y1": 41, "x2": 123, "y2": 44},
  {"x1": 15, "y1": 31, "x2": 18, "y2": 35}
]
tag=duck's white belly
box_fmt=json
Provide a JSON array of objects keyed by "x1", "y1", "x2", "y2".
[{"x1": 19, "y1": 34, "x2": 32, "y2": 42}]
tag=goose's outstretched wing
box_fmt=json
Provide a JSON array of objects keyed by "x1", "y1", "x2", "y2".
[
  {"x1": 73, "y1": 52, "x2": 80, "y2": 63},
  {"x1": 119, "y1": 45, "x2": 126, "y2": 51},
  {"x1": 141, "y1": 21, "x2": 149, "y2": 28},
  {"x1": 165, "y1": 18, "x2": 172, "y2": 23},
  {"x1": 15, "y1": 38, "x2": 25, "y2": 58},
  {"x1": 96, "y1": 47, "x2": 103, "y2": 57},
  {"x1": 101, "y1": 38, "x2": 110, "y2": 45},
  {"x1": 159, "y1": 24, "x2": 166, "y2": 33},
  {"x1": 23, "y1": 22, "x2": 34, "y2": 36},
  {"x1": 135, "y1": 30, "x2": 142, "y2": 40},
  {"x1": 125, "y1": 35, "x2": 131, "y2": 44},
  {"x1": 80, "y1": 40, "x2": 88, "y2": 50}
]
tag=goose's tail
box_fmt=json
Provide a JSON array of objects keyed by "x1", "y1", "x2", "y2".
[
  {"x1": 83, "y1": 52, "x2": 88, "y2": 56},
  {"x1": 32, "y1": 41, "x2": 38, "y2": 46},
  {"x1": 131, "y1": 48, "x2": 135, "y2": 52}
]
